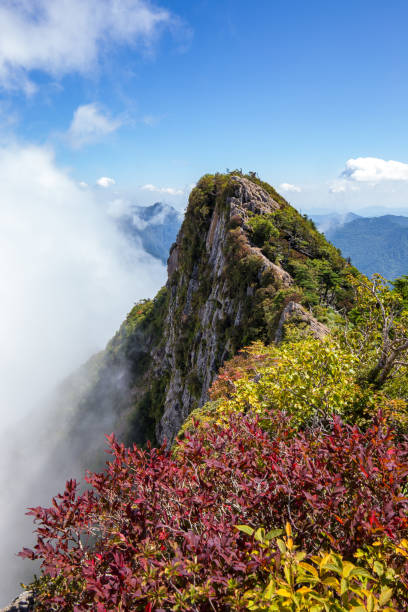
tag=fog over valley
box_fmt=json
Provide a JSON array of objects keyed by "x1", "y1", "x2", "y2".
[{"x1": 0, "y1": 144, "x2": 166, "y2": 604}]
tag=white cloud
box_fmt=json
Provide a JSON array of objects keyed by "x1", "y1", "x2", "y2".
[
  {"x1": 79, "y1": 180, "x2": 88, "y2": 188},
  {"x1": 97, "y1": 176, "x2": 116, "y2": 188},
  {"x1": 68, "y1": 103, "x2": 122, "y2": 148},
  {"x1": 341, "y1": 157, "x2": 408, "y2": 183},
  {"x1": 329, "y1": 179, "x2": 360, "y2": 194},
  {"x1": 0, "y1": 145, "x2": 164, "y2": 431},
  {"x1": 279, "y1": 182, "x2": 301, "y2": 193},
  {"x1": 142, "y1": 183, "x2": 183, "y2": 195},
  {"x1": 0, "y1": 143, "x2": 166, "y2": 603},
  {"x1": 0, "y1": 0, "x2": 175, "y2": 92},
  {"x1": 107, "y1": 197, "x2": 132, "y2": 218}
]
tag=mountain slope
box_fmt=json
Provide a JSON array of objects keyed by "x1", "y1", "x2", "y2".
[
  {"x1": 12, "y1": 175, "x2": 408, "y2": 612},
  {"x1": 327, "y1": 215, "x2": 408, "y2": 279},
  {"x1": 312, "y1": 211, "x2": 361, "y2": 235},
  {"x1": 63, "y1": 172, "x2": 354, "y2": 451}
]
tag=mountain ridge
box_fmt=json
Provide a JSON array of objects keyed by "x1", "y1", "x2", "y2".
[
  {"x1": 9, "y1": 172, "x2": 408, "y2": 611},
  {"x1": 60, "y1": 171, "x2": 354, "y2": 451},
  {"x1": 326, "y1": 214, "x2": 408, "y2": 279}
]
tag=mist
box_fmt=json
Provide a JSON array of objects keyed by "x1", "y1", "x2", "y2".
[{"x1": 0, "y1": 144, "x2": 167, "y2": 604}]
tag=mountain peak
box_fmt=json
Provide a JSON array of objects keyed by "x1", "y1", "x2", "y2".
[{"x1": 59, "y1": 171, "x2": 353, "y2": 453}]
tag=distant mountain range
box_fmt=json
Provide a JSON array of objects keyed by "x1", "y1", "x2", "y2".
[
  {"x1": 312, "y1": 213, "x2": 408, "y2": 280},
  {"x1": 112, "y1": 201, "x2": 408, "y2": 281},
  {"x1": 114, "y1": 201, "x2": 183, "y2": 263},
  {"x1": 311, "y1": 212, "x2": 361, "y2": 234}
]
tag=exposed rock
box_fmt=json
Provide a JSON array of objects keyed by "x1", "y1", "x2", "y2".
[
  {"x1": 167, "y1": 241, "x2": 180, "y2": 277},
  {"x1": 1, "y1": 591, "x2": 34, "y2": 612},
  {"x1": 59, "y1": 172, "x2": 348, "y2": 456},
  {"x1": 229, "y1": 175, "x2": 281, "y2": 215},
  {"x1": 274, "y1": 300, "x2": 329, "y2": 343},
  {"x1": 155, "y1": 176, "x2": 290, "y2": 444},
  {"x1": 249, "y1": 246, "x2": 293, "y2": 287}
]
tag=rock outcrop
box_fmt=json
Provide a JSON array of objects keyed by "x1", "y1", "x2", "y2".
[
  {"x1": 0, "y1": 591, "x2": 34, "y2": 612},
  {"x1": 274, "y1": 300, "x2": 329, "y2": 343},
  {"x1": 59, "y1": 171, "x2": 351, "y2": 452},
  {"x1": 155, "y1": 176, "x2": 291, "y2": 443}
]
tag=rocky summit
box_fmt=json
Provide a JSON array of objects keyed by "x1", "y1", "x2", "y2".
[{"x1": 60, "y1": 171, "x2": 351, "y2": 453}]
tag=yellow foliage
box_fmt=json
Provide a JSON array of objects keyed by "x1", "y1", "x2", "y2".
[
  {"x1": 180, "y1": 338, "x2": 385, "y2": 439},
  {"x1": 236, "y1": 525, "x2": 405, "y2": 611}
]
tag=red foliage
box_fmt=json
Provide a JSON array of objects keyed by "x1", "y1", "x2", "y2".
[
  {"x1": 209, "y1": 346, "x2": 273, "y2": 400},
  {"x1": 21, "y1": 412, "x2": 408, "y2": 610}
]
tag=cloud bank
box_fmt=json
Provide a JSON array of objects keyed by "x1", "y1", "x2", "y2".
[
  {"x1": 0, "y1": 0, "x2": 175, "y2": 92},
  {"x1": 0, "y1": 144, "x2": 165, "y2": 430},
  {"x1": 341, "y1": 157, "x2": 408, "y2": 183},
  {"x1": 0, "y1": 143, "x2": 166, "y2": 604}
]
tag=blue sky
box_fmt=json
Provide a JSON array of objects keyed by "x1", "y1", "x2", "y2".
[{"x1": 1, "y1": 0, "x2": 408, "y2": 212}]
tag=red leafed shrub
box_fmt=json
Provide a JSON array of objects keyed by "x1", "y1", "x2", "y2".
[{"x1": 21, "y1": 412, "x2": 408, "y2": 610}]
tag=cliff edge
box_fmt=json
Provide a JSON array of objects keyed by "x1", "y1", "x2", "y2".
[{"x1": 61, "y1": 171, "x2": 351, "y2": 451}]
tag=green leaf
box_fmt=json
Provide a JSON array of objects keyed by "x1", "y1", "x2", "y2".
[
  {"x1": 367, "y1": 593, "x2": 375, "y2": 612},
  {"x1": 277, "y1": 538, "x2": 287, "y2": 554},
  {"x1": 276, "y1": 588, "x2": 292, "y2": 598},
  {"x1": 323, "y1": 562, "x2": 342, "y2": 575},
  {"x1": 340, "y1": 577, "x2": 349, "y2": 595},
  {"x1": 379, "y1": 586, "x2": 393, "y2": 606},
  {"x1": 322, "y1": 576, "x2": 339, "y2": 589},
  {"x1": 298, "y1": 562, "x2": 318, "y2": 578},
  {"x1": 254, "y1": 527, "x2": 266, "y2": 543},
  {"x1": 265, "y1": 528, "x2": 284, "y2": 540},
  {"x1": 283, "y1": 564, "x2": 292, "y2": 585},
  {"x1": 235, "y1": 525, "x2": 255, "y2": 536},
  {"x1": 342, "y1": 561, "x2": 355, "y2": 578},
  {"x1": 373, "y1": 560, "x2": 384, "y2": 577},
  {"x1": 348, "y1": 567, "x2": 373, "y2": 580},
  {"x1": 264, "y1": 579, "x2": 276, "y2": 600}
]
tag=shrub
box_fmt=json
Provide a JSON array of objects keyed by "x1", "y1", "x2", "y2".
[
  {"x1": 239, "y1": 524, "x2": 408, "y2": 611},
  {"x1": 247, "y1": 215, "x2": 279, "y2": 248},
  {"x1": 203, "y1": 339, "x2": 378, "y2": 429},
  {"x1": 21, "y1": 410, "x2": 408, "y2": 610}
]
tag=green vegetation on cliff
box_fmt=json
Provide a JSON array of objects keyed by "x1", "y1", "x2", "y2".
[
  {"x1": 23, "y1": 272, "x2": 408, "y2": 610},
  {"x1": 20, "y1": 171, "x2": 408, "y2": 610},
  {"x1": 96, "y1": 171, "x2": 356, "y2": 448}
]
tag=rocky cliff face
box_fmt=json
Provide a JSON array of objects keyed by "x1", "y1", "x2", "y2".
[
  {"x1": 60, "y1": 171, "x2": 350, "y2": 451},
  {"x1": 156, "y1": 176, "x2": 292, "y2": 442},
  {"x1": 1, "y1": 172, "x2": 357, "y2": 611}
]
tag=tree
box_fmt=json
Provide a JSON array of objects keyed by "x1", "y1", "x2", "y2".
[{"x1": 344, "y1": 274, "x2": 408, "y2": 388}]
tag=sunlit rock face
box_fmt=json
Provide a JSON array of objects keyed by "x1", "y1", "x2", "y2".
[
  {"x1": 156, "y1": 176, "x2": 287, "y2": 444},
  {"x1": 54, "y1": 172, "x2": 350, "y2": 461},
  {"x1": 64, "y1": 173, "x2": 340, "y2": 452}
]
